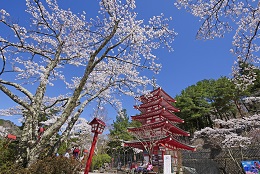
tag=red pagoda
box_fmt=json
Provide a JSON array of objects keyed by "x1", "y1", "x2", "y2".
[{"x1": 124, "y1": 87, "x2": 195, "y2": 168}]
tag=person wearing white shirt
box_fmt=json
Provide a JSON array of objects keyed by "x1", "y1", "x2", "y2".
[{"x1": 64, "y1": 149, "x2": 70, "y2": 158}]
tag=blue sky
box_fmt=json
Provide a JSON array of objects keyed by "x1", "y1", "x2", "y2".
[{"x1": 0, "y1": 0, "x2": 236, "y2": 126}]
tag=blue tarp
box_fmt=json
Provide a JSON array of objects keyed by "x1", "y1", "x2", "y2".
[{"x1": 241, "y1": 160, "x2": 260, "y2": 174}]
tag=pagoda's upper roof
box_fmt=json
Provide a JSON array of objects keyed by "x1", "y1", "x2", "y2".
[
  {"x1": 134, "y1": 97, "x2": 180, "y2": 113},
  {"x1": 136, "y1": 87, "x2": 177, "y2": 104},
  {"x1": 131, "y1": 108, "x2": 184, "y2": 123},
  {"x1": 124, "y1": 135, "x2": 196, "y2": 151},
  {"x1": 127, "y1": 119, "x2": 190, "y2": 136}
]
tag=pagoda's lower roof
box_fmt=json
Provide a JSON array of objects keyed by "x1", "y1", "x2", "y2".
[
  {"x1": 127, "y1": 120, "x2": 190, "y2": 136},
  {"x1": 124, "y1": 135, "x2": 195, "y2": 151}
]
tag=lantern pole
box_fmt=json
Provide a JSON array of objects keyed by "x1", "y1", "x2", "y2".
[
  {"x1": 84, "y1": 118, "x2": 105, "y2": 174},
  {"x1": 84, "y1": 131, "x2": 99, "y2": 174}
]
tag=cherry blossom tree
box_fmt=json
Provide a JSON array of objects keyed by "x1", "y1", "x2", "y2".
[
  {"x1": 0, "y1": 0, "x2": 176, "y2": 166},
  {"x1": 0, "y1": 126, "x2": 7, "y2": 138},
  {"x1": 193, "y1": 114, "x2": 260, "y2": 148},
  {"x1": 193, "y1": 114, "x2": 260, "y2": 173},
  {"x1": 126, "y1": 123, "x2": 173, "y2": 164},
  {"x1": 243, "y1": 96, "x2": 260, "y2": 113},
  {"x1": 175, "y1": 0, "x2": 260, "y2": 89}
]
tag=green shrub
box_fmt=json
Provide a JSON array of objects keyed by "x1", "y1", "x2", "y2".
[
  {"x1": 0, "y1": 138, "x2": 82, "y2": 174},
  {"x1": 0, "y1": 156, "x2": 82, "y2": 174},
  {"x1": 28, "y1": 156, "x2": 82, "y2": 174},
  {"x1": 0, "y1": 163, "x2": 29, "y2": 174},
  {"x1": 91, "y1": 153, "x2": 111, "y2": 171},
  {"x1": 0, "y1": 139, "x2": 19, "y2": 173}
]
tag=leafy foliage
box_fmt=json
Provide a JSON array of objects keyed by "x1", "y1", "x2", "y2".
[
  {"x1": 0, "y1": 139, "x2": 18, "y2": 173},
  {"x1": 27, "y1": 157, "x2": 81, "y2": 174},
  {"x1": 107, "y1": 109, "x2": 139, "y2": 166},
  {"x1": 56, "y1": 141, "x2": 69, "y2": 157},
  {"x1": 175, "y1": 77, "x2": 248, "y2": 133},
  {"x1": 109, "y1": 109, "x2": 133, "y2": 141},
  {"x1": 251, "y1": 69, "x2": 260, "y2": 95},
  {"x1": 0, "y1": 153, "x2": 81, "y2": 174},
  {"x1": 108, "y1": 109, "x2": 135, "y2": 150},
  {"x1": 0, "y1": 163, "x2": 29, "y2": 174},
  {"x1": 91, "y1": 153, "x2": 111, "y2": 171}
]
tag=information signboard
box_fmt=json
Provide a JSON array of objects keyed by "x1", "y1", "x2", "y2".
[{"x1": 164, "y1": 155, "x2": 171, "y2": 174}]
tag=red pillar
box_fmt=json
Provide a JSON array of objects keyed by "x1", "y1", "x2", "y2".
[
  {"x1": 84, "y1": 132, "x2": 98, "y2": 174},
  {"x1": 162, "y1": 150, "x2": 165, "y2": 162}
]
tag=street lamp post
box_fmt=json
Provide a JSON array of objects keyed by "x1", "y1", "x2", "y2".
[{"x1": 84, "y1": 118, "x2": 106, "y2": 174}]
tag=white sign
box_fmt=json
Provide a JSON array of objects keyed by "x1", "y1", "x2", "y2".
[{"x1": 164, "y1": 155, "x2": 171, "y2": 174}]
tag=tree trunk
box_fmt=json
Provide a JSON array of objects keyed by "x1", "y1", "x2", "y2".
[
  {"x1": 177, "y1": 150, "x2": 182, "y2": 174},
  {"x1": 234, "y1": 100, "x2": 244, "y2": 118},
  {"x1": 17, "y1": 120, "x2": 59, "y2": 167}
]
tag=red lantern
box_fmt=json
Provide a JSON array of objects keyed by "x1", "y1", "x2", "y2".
[{"x1": 89, "y1": 118, "x2": 106, "y2": 134}]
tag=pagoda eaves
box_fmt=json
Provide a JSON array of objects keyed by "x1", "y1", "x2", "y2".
[
  {"x1": 136, "y1": 87, "x2": 177, "y2": 103},
  {"x1": 131, "y1": 108, "x2": 184, "y2": 124},
  {"x1": 127, "y1": 119, "x2": 190, "y2": 136},
  {"x1": 124, "y1": 135, "x2": 195, "y2": 151},
  {"x1": 134, "y1": 97, "x2": 180, "y2": 113}
]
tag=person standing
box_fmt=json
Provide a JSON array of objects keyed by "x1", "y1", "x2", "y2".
[
  {"x1": 37, "y1": 125, "x2": 45, "y2": 140},
  {"x1": 137, "y1": 161, "x2": 147, "y2": 174},
  {"x1": 146, "y1": 162, "x2": 153, "y2": 174},
  {"x1": 64, "y1": 149, "x2": 70, "y2": 158},
  {"x1": 73, "y1": 146, "x2": 80, "y2": 160}
]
